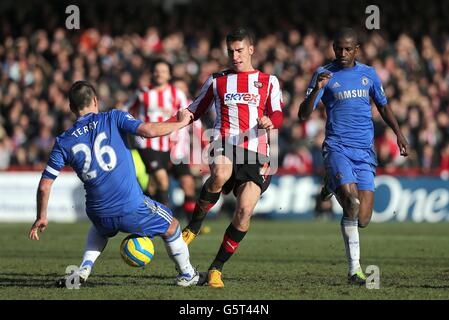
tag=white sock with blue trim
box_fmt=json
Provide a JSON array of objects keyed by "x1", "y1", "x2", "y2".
[
  {"x1": 164, "y1": 225, "x2": 195, "y2": 276},
  {"x1": 79, "y1": 225, "x2": 108, "y2": 277},
  {"x1": 341, "y1": 217, "x2": 361, "y2": 276}
]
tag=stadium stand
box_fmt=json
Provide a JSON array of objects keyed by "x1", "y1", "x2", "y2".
[{"x1": 1, "y1": 0, "x2": 448, "y2": 176}]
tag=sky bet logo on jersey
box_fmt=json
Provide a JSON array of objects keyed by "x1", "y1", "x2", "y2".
[{"x1": 224, "y1": 93, "x2": 260, "y2": 106}]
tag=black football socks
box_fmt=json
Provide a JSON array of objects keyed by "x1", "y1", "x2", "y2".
[
  {"x1": 209, "y1": 223, "x2": 247, "y2": 271},
  {"x1": 186, "y1": 185, "x2": 220, "y2": 234}
]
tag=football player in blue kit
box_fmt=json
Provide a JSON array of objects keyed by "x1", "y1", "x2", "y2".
[
  {"x1": 29, "y1": 81, "x2": 202, "y2": 287},
  {"x1": 299, "y1": 28, "x2": 409, "y2": 284}
]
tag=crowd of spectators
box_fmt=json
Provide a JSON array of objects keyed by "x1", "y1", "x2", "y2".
[{"x1": 1, "y1": 0, "x2": 449, "y2": 176}]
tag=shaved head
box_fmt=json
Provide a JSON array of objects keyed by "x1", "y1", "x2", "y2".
[{"x1": 333, "y1": 27, "x2": 358, "y2": 45}]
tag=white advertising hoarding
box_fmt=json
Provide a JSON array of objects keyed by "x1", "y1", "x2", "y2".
[
  {"x1": 1, "y1": 172, "x2": 448, "y2": 223},
  {"x1": 0, "y1": 172, "x2": 86, "y2": 222}
]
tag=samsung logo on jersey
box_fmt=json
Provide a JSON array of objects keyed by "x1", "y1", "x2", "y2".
[
  {"x1": 224, "y1": 93, "x2": 260, "y2": 105},
  {"x1": 333, "y1": 89, "x2": 369, "y2": 100}
]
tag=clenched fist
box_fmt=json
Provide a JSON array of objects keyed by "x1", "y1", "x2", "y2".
[
  {"x1": 177, "y1": 109, "x2": 194, "y2": 125},
  {"x1": 257, "y1": 116, "x2": 274, "y2": 130}
]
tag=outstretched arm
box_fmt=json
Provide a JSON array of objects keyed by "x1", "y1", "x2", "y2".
[
  {"x1": 136, "y1": 109, "x2": 193, "y2": 138},
  {"x1": 29, "y1": 178, "x2": 54, "y2": 240},
  {"x1": 376, "y1": 104, "x2": 409, "y2": 156}
]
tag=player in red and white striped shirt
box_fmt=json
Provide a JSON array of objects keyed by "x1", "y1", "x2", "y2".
[
  {"x1": 171, "y1": 78, "x2": 205, "y2": 168},
  {"x1": 181, "y1": 27, "x2": 284, "y2": 287},
  {"x1": 127, "y1": 60, "x2": 196, "y2": 215}
]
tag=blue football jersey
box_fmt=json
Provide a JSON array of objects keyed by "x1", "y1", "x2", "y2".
[
  {"x1": 306, "y1": 61, "x2": 387, "y2": 149},
  {"x1": 42, "y1": 109, "x2": 144, "y2": 217}
]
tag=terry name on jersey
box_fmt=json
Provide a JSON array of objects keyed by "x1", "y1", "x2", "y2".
[{"x1": 71, "y1": 121, "x2": 99, "y2": 138}]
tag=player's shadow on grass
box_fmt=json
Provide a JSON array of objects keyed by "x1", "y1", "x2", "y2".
[
  {"x1": 0, "y1": 272, "x2": 61, "y2": 288},
  {"x1": 0, "y1": 272, "x2": 176, "y2": 288},
  {"x1": 395, "y1": 284, "x2": 449, "y2": 289},
  {"x1": 0, "y1": 272, "x2": 116, "y2": 288},
  {"x1": 93, "y1": 273, "x2": 173, "y2": 280},
  {"x1": 91, "y1": 273, "x2": 177, "y2": 286}
]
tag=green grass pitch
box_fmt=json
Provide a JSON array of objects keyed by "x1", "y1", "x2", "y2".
[{"x1": 0, "y1": 219, "x2": 448, "y2": 300}]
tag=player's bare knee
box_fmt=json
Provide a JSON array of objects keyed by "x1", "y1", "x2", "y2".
[
  {"x1": 209, "y1": 172, "x2": 230, "y2": 190},
  {"x1": 159, "y1": 182, "x2": 169, "y2": 192},
  {"x1": 358, "y1": 216, "x2": 371, "y2": 228},
  {"x1": 233, "y1": 206, "x2": 253, "y2": 230},
  {"x1": 155, "y1": 177, "x2": 169, "y2": 191},
  {"x1": 164, "y1": 218, "x2": 179, "y2": 237},
  {"x1": 232, "y1": 218, "x2": 250, "y2": 232},
  {"x1": 236, "y1": 222, "x2": 250, "y2": 232},
  {"x1": 180, "y1": 175, "x2": 195, "y2": 193},
  {"x1": 344, "y1": 195, "x2": 360, "y2": 220}
]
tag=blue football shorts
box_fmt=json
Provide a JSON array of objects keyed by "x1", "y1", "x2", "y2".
[
  {"x1": 87, "y1": 196, "x2": 173, "y2": 238},
  {"x1": 323, "y1": 143, "x2": 377, "y2": 192}
]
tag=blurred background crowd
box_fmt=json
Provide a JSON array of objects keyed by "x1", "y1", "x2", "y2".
[{"x1": 1, "y1": 0, "x2": 449, "y2": 176}]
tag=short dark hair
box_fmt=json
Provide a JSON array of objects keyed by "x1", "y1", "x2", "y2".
[
  {"x1": 152, "y1": 59, "x2": 172, "y2": 75},
  {"x1": 333, "y1": 27, "x2": 359, "y2": 44},
  {"x1": 69, "y1": 80, "x2": 97, "y2": 113},
  {"x1": 226, "y1": 27, "x2": 255, "y2": 45}
]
